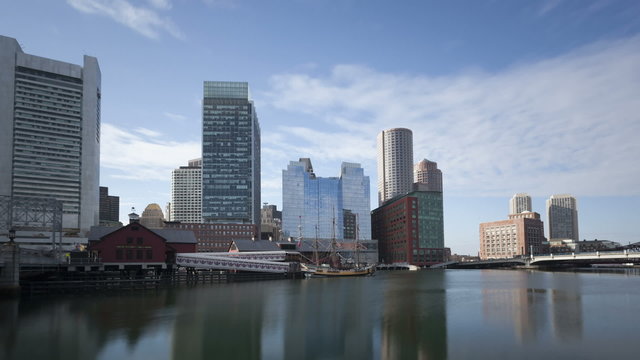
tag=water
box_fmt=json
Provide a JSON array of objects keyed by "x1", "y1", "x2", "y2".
[{"x1": 2, "y1": 269, "x2": 640, "y2": 360}]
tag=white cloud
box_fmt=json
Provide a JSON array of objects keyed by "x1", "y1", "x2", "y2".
[
  {"x1": 147, "y1": 0, "x2": 172, "y2": 10},
  {"x1": 163, "y1": 111, "x2": 188, "y2": 121},
  {"x1": 101, "y1": 123, "x2": 199, "y2": 180},
  {"x1": 67, "y1": 0, "x2": 183, "y2": 40},
  {"x1": 134, "y1": 127, "x2": 162, "y2": 137},
  {"x1": 263, "y1": 36, "x2": 640, "y2": 198}
]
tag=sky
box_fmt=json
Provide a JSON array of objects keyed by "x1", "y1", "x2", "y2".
[{"x1": 1, "y1": 0, "x2": 639, "y2": 255}]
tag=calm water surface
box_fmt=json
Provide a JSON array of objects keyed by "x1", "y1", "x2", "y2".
[{"x1": 2, "y1": 269, "x2": 640, "y2": 360}]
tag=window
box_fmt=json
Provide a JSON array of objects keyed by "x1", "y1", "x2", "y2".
[
  {"x1": 146, "y1": 250, "x2": 152, "y2": 260},
  {"x1": 116, "y1": 249, "x2": 123, "y2": 260},
  {"x1": 136, "y1": 250, "x2": 143, "y2": 260},
  {"x1": 126, "y1": 250, "x2": 133, "y2": 259},
  {"x1": 137, "y1": 237, "x2": 143, "y2": 244},
  {"x1": 126, "y1": 237, "x2": 133, "y2": 244}
]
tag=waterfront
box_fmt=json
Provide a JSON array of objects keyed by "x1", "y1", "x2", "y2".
[{"x1": 2, "y1": 269, "x2": 640, "y2": 360}]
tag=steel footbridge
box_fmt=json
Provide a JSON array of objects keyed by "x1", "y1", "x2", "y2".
[{"x1": 176, "y1": 251, "x2": 300, "y2": 273}]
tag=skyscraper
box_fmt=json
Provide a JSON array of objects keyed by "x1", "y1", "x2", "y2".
[
  {"x1": 282, "y1": 158, "x2": 371, "y2": 240},
  {"x1": 202, "y1": 81, "x2": 260, "y2": 225},
  {"x1": 377, "y1": 128, "x2": 413, "y2": 205},
  {"x1": 0, "y1": 35, "x2": 101, "y2": 233},
  {"x1": 171, "y1": 158, "x2": 202, "y2": 223},
  {"x1": 546, "y1": 194, "x2": 579, "y2": 241},
  {"x1": 99, "y1": 187, "x2": 120, "y2": 225},
  {"x1": 509, "y1": 193, "x2": 532, "y2": 214},
  {"x1": 414, "y1": 159, "x2": 443, "y2": 192}
]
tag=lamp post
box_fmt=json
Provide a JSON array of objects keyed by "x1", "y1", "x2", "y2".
[{"x1": 8, "y1": 228, "x2": 16, "y2": 244}]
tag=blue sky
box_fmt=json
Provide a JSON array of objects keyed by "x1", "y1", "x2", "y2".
[{"x1": 2, "y1": 0, "x2": 639, "y2": 254}]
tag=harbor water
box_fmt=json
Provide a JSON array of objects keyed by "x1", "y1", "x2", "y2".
[{"x1": 2, "y1": 269, "x2": 640, "y2": 359}]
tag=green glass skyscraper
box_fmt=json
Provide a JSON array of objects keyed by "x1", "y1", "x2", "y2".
[{"x1": 202, "y1": 81, "x2": 260, "y2": 224}]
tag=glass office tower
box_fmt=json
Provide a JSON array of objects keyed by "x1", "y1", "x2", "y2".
[
  {"x1": 282, "y1": 158, "x2": 370, "y2": 240},
  {"x1": 202, "y1": 82, "x2": 260, "y2": 224}
]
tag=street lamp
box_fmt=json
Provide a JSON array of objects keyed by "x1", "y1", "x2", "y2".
[{"x1": 8, "y1": 228, "x2": 16, "y2": 244}]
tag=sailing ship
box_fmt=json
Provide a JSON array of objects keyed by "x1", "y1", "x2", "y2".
[{"x1": 301, "y1": 215, "x2": 375, "y2": 278}]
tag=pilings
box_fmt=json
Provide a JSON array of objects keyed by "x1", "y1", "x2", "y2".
[{"x1": 0, "y1": 243, "x2": 20, "y2": 296}]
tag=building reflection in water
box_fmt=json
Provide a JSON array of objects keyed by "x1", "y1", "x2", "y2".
[
  {"x1": 482, "y1": 271, "x2": 548, "y2": 343},
  {"x1": 481, "y1": 271, "x2": 583, "y2": 344},
  {"x1": 550, "y1": 273, "x2": 583, "y2": 341},
  {"x1": 0, "y1": 292, "x2": 174, "y2": 360},
  {"x1": 380, "y1": 271, "x2": 447, "y2": 360},
  {"x1": 170, "y1": 277, "x2": 376, "y2": 359}
]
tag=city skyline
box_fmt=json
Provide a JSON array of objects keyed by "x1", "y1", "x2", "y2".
[{"x1": 2, "y1": 1, "x2": 638, "y2": 254}]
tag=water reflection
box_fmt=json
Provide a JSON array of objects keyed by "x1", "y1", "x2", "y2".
[
  {"x1": 2, "y1": 269, "x2": 640, "y2": 360},
  {"x1": 380, "y1": 271, "x2": 447, "y2": 360}
]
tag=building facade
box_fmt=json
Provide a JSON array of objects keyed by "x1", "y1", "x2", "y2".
[
  {"x1": 164, "y1": 222, "x2": 258, "y2": 252},
  {"x1": 509, "y1": 193, "x2": 532, "y2": 214},
  {"x1": 88, "y1": 222, "x2": 196, "y2": 269},
  {"x1": 371, "y1": 190, "x2": 445, "y2": 266},
  {"x1": 202, "y1": 81, "x2": 260, "y2": 225},
  {"x1": 140, "y1": 203, "x2": 165, "y2": 229},
  {"x1": 377, "y1": 128, "x2": 413, "y2": 205},
  {"x1": 260, "y1": 204, "x2": 282, "y2": 241},
  {"x1": 171, "y1": 158, "x2": 202, "y2": 223},
  {"x1": 546, "y1": 194, "x2": 579, "y2": 241},
  {"x1": 282, "y1": 158, "x2": 371, "y2": 241},
  {"x1": 414, "y1": 159, "x2": 443, "y2": 192},
  {"x1": 0, "y1": 35, "x2": 101, "y2": 233},
  {"x1": 479, "y1": 212, "x2": 545, "y2": 260},
  {"x1": 99, "y1": 186, "x2": 119, "y2": 225}
]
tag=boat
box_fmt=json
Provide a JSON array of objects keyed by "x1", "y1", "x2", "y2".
[
  {"x1": 302, "y1": 263, "x2": 376, "y2": 277},
  {"x1": 302, "y1": 215, "x2": 376, "y2": 278}
]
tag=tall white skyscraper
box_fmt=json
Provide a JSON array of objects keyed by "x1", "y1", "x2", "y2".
[
  {"x1": 377, "y1": 128, "x2": 413, "y2": 205},
  {"x1": 170, "y1": 158, "x2": 202, "y2": 223},
  {"x1": 546, "y1": 194, "x2": 579, "y2": 241},
  {"x1": 0, "y1": 35, "x2": 101, "y2": 233},
  {"x1": 414, "y1": 159, "x2": 443, "y2": 192},
  {"x1": 510, "y1": 193, "x2": 532, "y2": 214}
]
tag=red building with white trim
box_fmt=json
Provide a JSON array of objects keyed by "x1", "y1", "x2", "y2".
[{"x1": 88, "y1": 222, "x2": 196, "y2": 270}]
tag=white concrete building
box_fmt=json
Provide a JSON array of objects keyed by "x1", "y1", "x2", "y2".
[
  {"x1": 170, "y1": 158, "x2": 202, "y2": 223},
  {"x1": 0, "y1": 35, "x2": 101, "y2": 234},
  {"x1": 377, "y1": 128, "x2": 413, "y2": 205},
  {"x1": 546, "y1": 194, "x2": 579, "y2": 241},
  {"x1": 510, "y1": 193, "x2": 532, "y2": 214}
]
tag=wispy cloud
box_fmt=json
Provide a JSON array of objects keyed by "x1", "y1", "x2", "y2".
[
  {"x1": 163, "y1": 111, "x2": 188, "y2": 121},
  {"x1": 101, "y1": 123, "x2": 199, "y2": 180},
  {"x1": 263, "y1": 36, "x2": 640, "y2": 198},
  {"x1": 67, "y1": 0, "x2": 183, "y2": 40}
]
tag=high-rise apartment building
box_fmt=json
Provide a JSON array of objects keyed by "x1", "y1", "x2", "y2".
[
  {"x1": 170, "y1": 158, "x2": 202, "y2": 223},
  {"x1": 282, "y1": 158, "x2": 371, "y2": 241},
  {"x1": 377, "y1": 128, "x2": 413, "y2": 205},
  {"x1": 99, "y1": 186, "x2": 120, "y2": 225},
  {"x1": 546, "y1": 194, "x2": 579, "y2": 241},
  {"x1": 414, "y1": 159, "x2": 443, "y2": 192},
  {"x1": 0, "y1": 35, "x2": 101, "y2": 233},
  {"x1": 479, "y1": 212, "x2": 545, "y2": 260},
  {"x1": 509, "y1": 193, "x2": 532, "y2": 214},
  {"x1": 202, "y1": 81, "x2": 260, "y2": 225}
]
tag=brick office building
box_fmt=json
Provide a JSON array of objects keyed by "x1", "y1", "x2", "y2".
[
  {"x1": 163, "y1": 222, "x2": 258, "y2": 252},
  {"x1": 372, "y1": 190, "x2": 445, "y2": 267},
  {"x1": 479, "y1": 212, "x2": 545, "y2": 260}
]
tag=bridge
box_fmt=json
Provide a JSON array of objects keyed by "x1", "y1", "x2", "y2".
[
  {"x1": 175, "y1": 251, "x2": 300, "y2": 274},
  {"x1": 439, "y1": 250, "x2": 640, "y2": 269}
]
